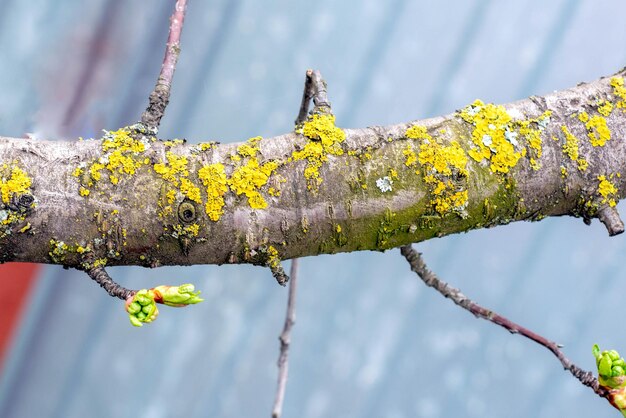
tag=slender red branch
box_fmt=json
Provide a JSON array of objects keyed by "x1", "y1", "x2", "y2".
[
  {"x1": 272, "y1": 259, "x2": 299, "y2": 418},
  {"x1": 399, "y1": 245, "x2": 608, "y2": 399},
  {"x1": 141, "y1": 0, "x2": 189, "y2": 131}
]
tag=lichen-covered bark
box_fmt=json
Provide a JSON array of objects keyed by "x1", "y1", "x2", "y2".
[{"x1": 2, "y1": 70, "x2": 626, "y2": 270}]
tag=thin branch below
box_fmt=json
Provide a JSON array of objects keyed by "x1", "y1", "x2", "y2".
[
  {"x1": 399, "y1": 245, "x2": 608, "y2": 399},
  {"x1": 85, "y1": 266, "x2": 135, "y2": 300},
  {"x1": 272, "y1": 258, "x2": 299, "y2": 418},
  {"x1": 140, "y1": 0, "x2": 188, "y2": 131}
]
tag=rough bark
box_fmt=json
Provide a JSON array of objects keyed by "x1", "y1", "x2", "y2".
[{"x1": 1, "y1": 69, "x2": 626, "y2": 271}]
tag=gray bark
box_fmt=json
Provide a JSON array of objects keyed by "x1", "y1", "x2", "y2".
[{"x1": 1, "y1": 69, "x2": 625, "y2": 271}]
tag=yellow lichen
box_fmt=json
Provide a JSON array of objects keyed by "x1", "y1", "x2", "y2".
[
  {"x1": 405, "y1": 125, "x2": 430, "y2": 140},
  {"x1": 228, "y1": 158, "x2": 277, "y2": 209},
  {"x1": 89, "y1": 162, "x2": 104, "y2": 181},
  {"x1": 173, "y1": 223, "x2": 200, "y2": 237},
  {"x1": 417, "y1": 138, "x2": 468, "y2": 177},
  {"x1": 597, "y1": 100, "x2": 614, "y2": 117},
  {"x1": 49, "y1": 239, "x2": 68, "y2": 263},
  {"x1": 611, "y1": 76, "x2": 626, "y2": 109},
  {"x1": 403, "y1": 144, "x2": 417, "y2": 167},
  {"x1": 578, "y1": 112, "x2": 611, "y2": 147},
  {"x1": 459, "y1": 100, "x2": 522, "y2": 173},
  {"x1": 179, "y1": 178, "x2": 201, "y2": 204},
  {"x1": 199, "y1": 142, "x2": 215, "y2": 151},
  {"x1": 153, "y1": 152, "x2": 189, "y2": 185},
  {"x1": 266, "y1": 245, "x2": 280, "y2": 269},
  {"x1": 268, "y1": 187, "x2": 280, "y2": 197},
  {"x1": 75, "y1": 127, "x2": 150, "y2": 196},
  {"x1": 198, "y1": 163, "x2": 228, "y2": 221},
  {"x1": 517, "y1": 111, "x2": 551, "y2": 171},
  {"x1": 292, "y1": 113, "x2": 345, "y2": 190},
  {"x1": 598, "y1": 175, "x2": 618, "y2": 207},
  {"x1": 0, "y1": 164, "x2": 32, "y2": 205},
  {"x1": 162, "y1": 139, "x2": 185, "y2": 147},
  {"x1": 405, "y1": 124, "x2": 469, "y2": 215},
  {"x1": 185, "y1": 224, "x2": 200, "y2": 236},
  {"x1": 79, "y1": 187, "x2": 90, "y2": 197},
  {"x1": 165, "y1": 189, "x2": 176, "y2": 205},
  {"x1": 560, "y1": 126, "x2": 588, "y2": 171},
  {"x1": 237, "y1": 136, "x2": 262, "y2": 158}
]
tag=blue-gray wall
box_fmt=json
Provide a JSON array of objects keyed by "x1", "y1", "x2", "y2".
[{"x1": 1, "y1": 1, "x2": 626, "y2": 417}]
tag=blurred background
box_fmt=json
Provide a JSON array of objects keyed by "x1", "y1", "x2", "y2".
[{"x1": 1, "y1": 0, "x2": 626, "y2": 417}]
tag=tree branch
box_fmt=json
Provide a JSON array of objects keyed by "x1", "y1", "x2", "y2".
[
  {"x1": 140, "y1": 0, "x2": 188, "y2": 131},
  {"x1": 399, "y1": 244, "x2": 609, "y2": 400},
  {"x1": 1, "y1": 69, "x2": 626, "y2": 270},
  {"x1": 271, "y1": 258, "x2": 299, "y2": 418}
]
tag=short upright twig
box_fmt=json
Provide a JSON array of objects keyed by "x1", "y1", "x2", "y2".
[
  {"x1": 140, "y1": 0, "x2": 189, "y2": 131},
  {"x1": 399, "y1": 244, "x2": 608, "y2": 400},
  {"x1": 271, "y1": 258, "x2": 299, "y2": 418},
  {"x1": 295, "y1": 69, "x2": 332, "y2": 126}
]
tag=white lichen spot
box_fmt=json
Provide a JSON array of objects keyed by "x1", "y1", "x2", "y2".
[
  {"x1": 538, "y1": 116, "x2": 550, "y2": 129},
  {"x1": 376, "y1": 176, "x2": 393, "y2": 193},
  {"x1": 504, "y1": 129, "x2": 519, "y2": 146},
  {"x1": 481, "y1": 135, "x2": 493, "y2": 147}
]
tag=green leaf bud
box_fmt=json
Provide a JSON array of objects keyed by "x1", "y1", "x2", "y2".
[
  {"x1": 600, "y1": 355, "x2": 613, "y2": 377},
  {"x1": 127, "y1": 302, "x2": 141, "y2": 314}
]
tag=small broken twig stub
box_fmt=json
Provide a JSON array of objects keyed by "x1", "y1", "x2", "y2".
[{"x1": 597, "y1": 205, "x2": 625, "y2": 236}]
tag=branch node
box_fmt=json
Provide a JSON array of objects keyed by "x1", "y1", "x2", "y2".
[{"x1": 598, "y1": 205, "x2": 625, "y2": 236}]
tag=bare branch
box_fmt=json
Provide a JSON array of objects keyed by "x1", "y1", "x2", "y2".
[
  {"x1": 85, "y1": 266, "x2": 134, "y2": 300},
  {"x1": 399, "y1": 245, "x2": 609, "y2": 399},
  {"x1": 140, "y1": 0, "x2": 189, "y2": 131},
  {"x1": 272, "y1": 258, "x2": 299, "y2": 418}
]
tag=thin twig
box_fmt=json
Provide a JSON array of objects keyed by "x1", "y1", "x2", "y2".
[
  {"x1": 399, "y1": 245, "x2": 608, "y2": 399},
  {"x1": 295, "y1": 69, "x2": 332, "y2": 126},
  {"x1": 140, "y1": 0, "x2": 189, "y2": 131},
  {"x1": 85, "y1": 266, "x2": 135, "y2": 301},
  {"x1": 272, "y1": 258, "x2": 299, "y2": 418}
]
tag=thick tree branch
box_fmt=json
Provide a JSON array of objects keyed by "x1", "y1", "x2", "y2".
[{"x1": 0, "y1": 70, "x2": 625, "y2": 272}]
